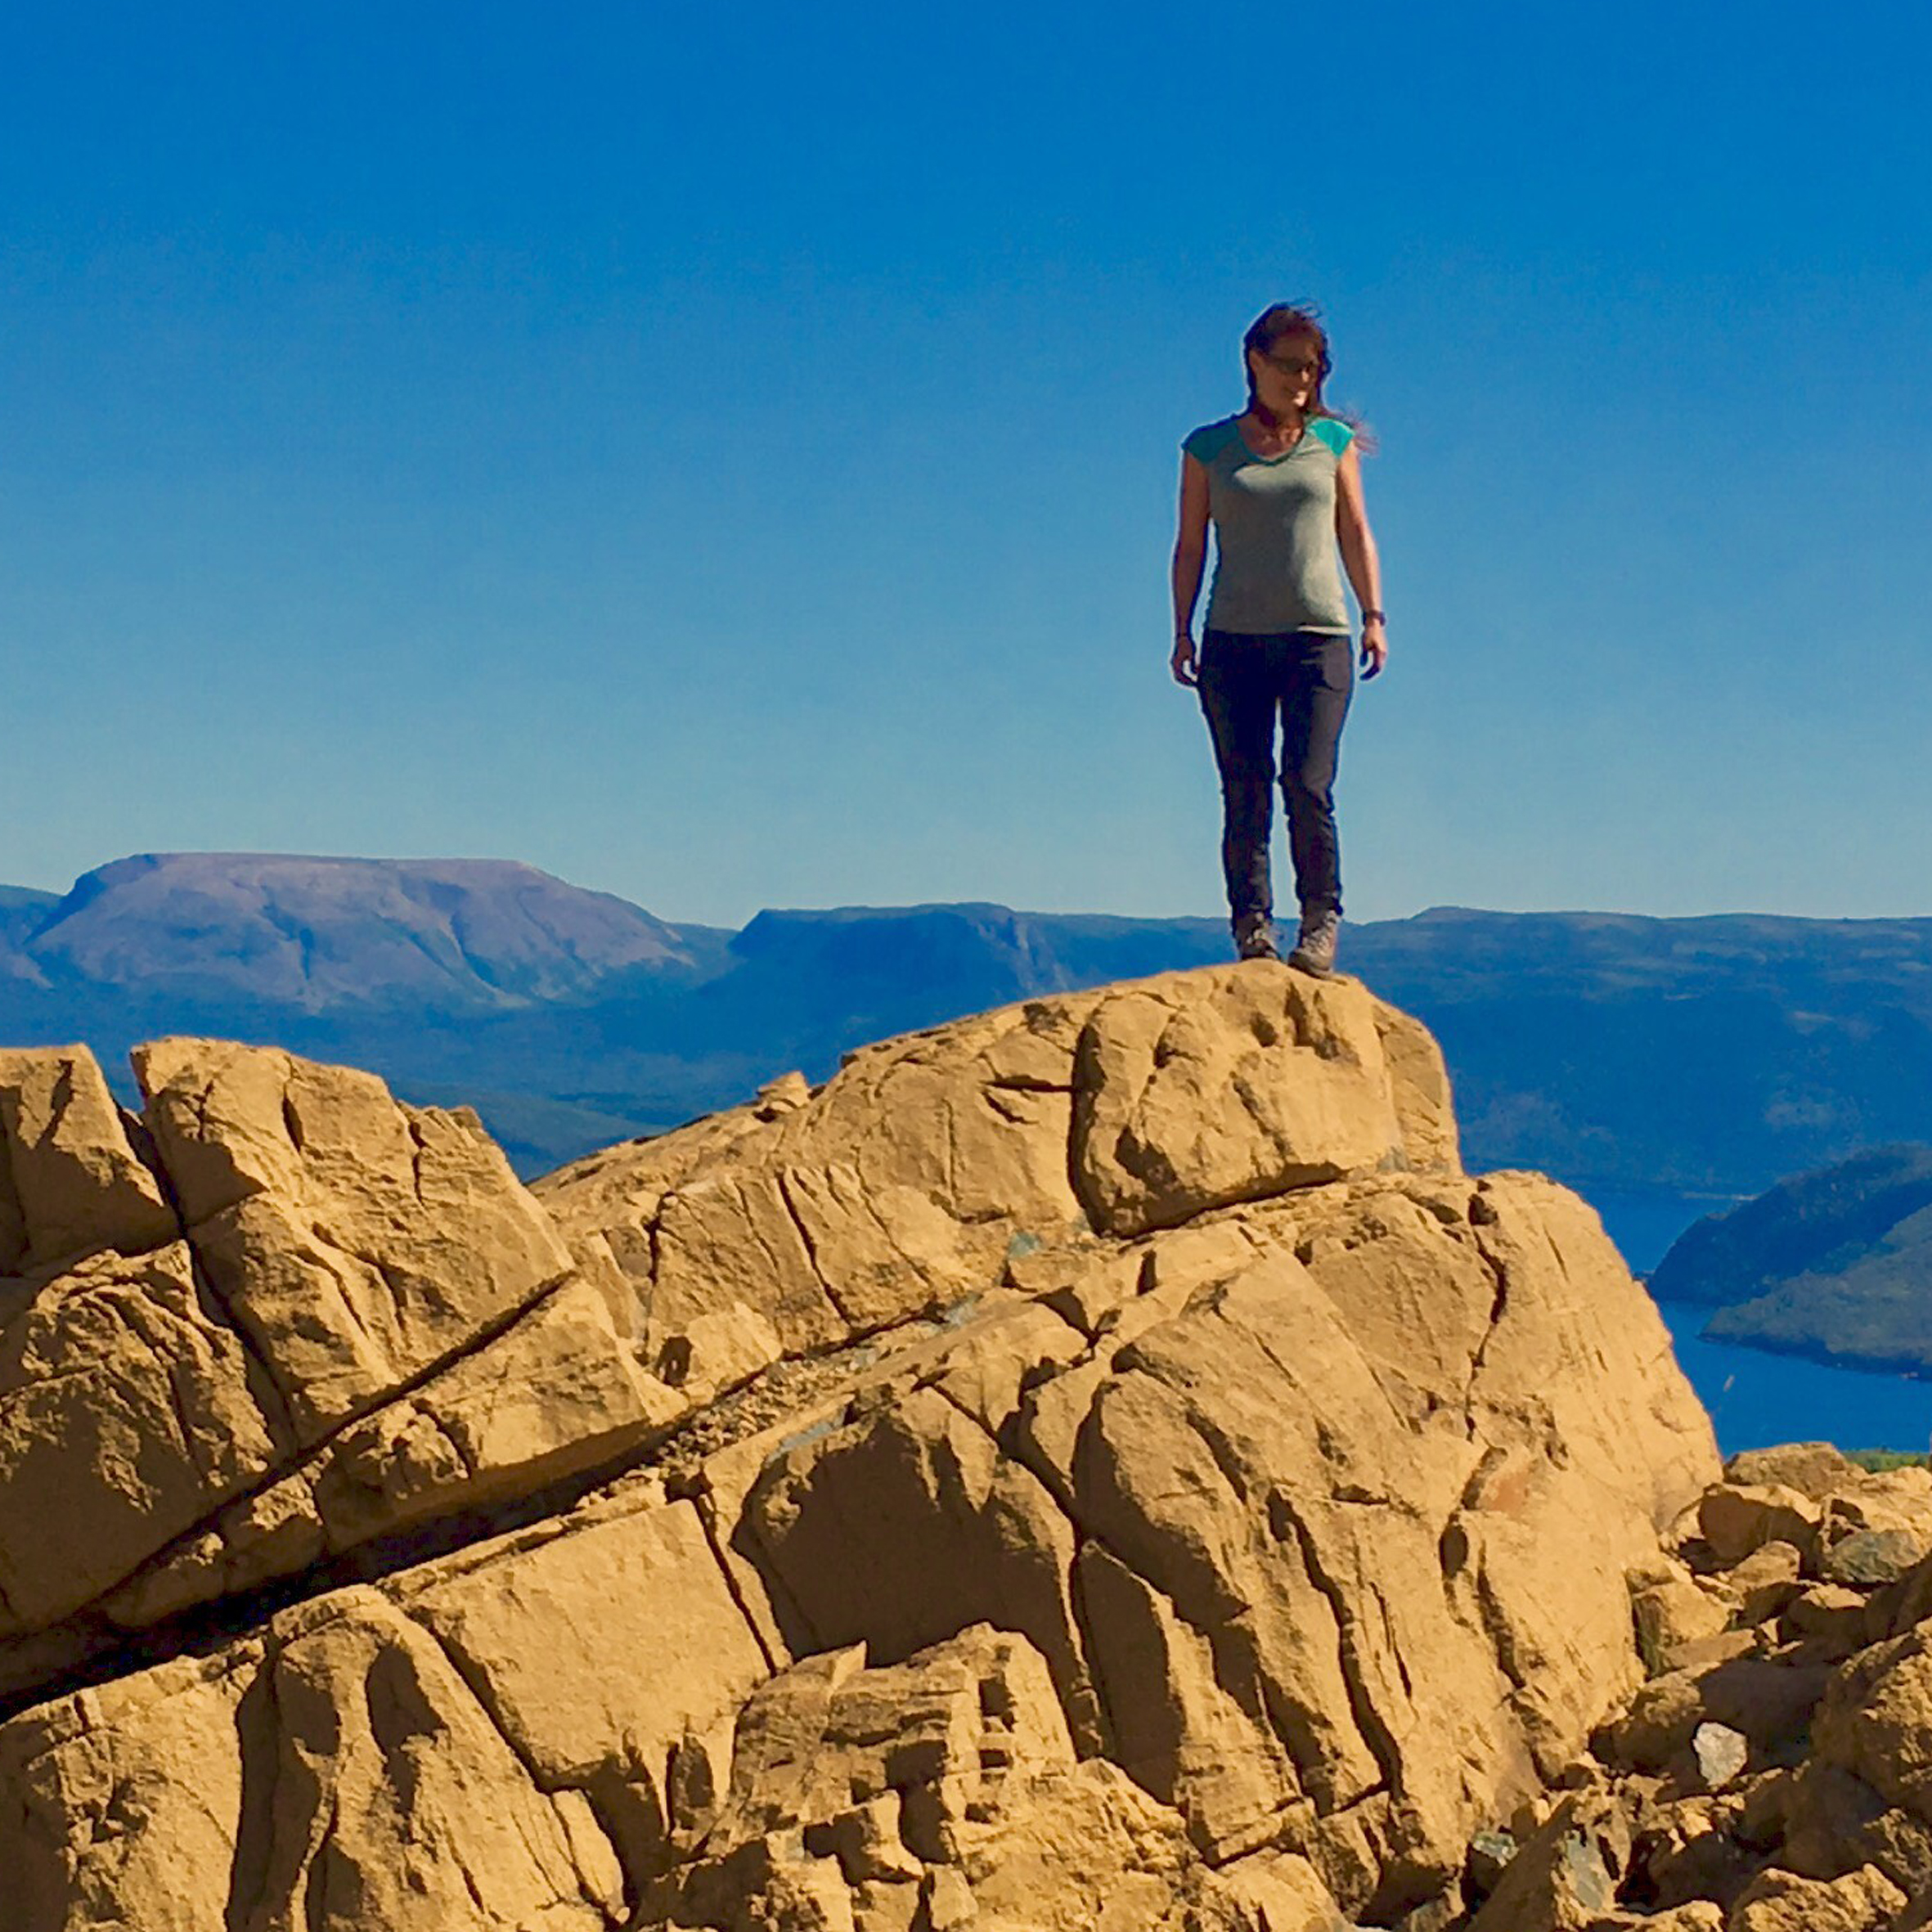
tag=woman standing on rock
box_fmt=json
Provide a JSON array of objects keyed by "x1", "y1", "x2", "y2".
[{"x1": 1170, "y1": 302, "x2": 1386, "y2": 975}]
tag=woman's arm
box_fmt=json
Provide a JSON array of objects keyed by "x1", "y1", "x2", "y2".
[
  {"x1": 1334, "y1": 443, "x2": 1387, "y2": 679},
  {"x1": 1170, "y1": 453, "x2": 1211, "y2": 686}
]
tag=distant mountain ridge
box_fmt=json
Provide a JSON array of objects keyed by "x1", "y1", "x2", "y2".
[
  {"x1": 2, "y1": 852, "x2": 723, "y2": 1010},
  {"x1": 5, "y1": 852, "x2": 1932, "y2": 1190}
]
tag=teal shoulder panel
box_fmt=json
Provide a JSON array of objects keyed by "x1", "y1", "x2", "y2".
[
  {"x1": 1307, "y1": 416, "x2": 1355, "y2": 456},
  {"x1": 1182, "y1": 419, "x2": 1237, "y2": 464}
]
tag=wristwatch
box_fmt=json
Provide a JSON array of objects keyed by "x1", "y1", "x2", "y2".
[{"x1": 1360, "y1": 609, "x2": 1386, "y2": 625}]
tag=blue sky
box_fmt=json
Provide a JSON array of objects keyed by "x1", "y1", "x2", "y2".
[{"x1": 4, "y1": 2, "x2": 1929, "y2": 927}]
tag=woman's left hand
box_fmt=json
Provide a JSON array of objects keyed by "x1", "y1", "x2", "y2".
[{"x1": 1359, "y1": 620, "x2": 1388, "y2": 681}]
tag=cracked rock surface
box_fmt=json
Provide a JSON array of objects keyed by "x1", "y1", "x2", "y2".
[{"x1": 0, "y1": 964, "x2": 1720, "y2": 1930}]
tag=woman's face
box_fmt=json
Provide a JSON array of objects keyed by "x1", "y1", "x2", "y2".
[{"x1": 1247, "y1": 334, "x2": 1321, "y2": 415}]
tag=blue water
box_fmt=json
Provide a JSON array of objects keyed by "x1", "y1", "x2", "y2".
[
  {"x1": 1651, "y1": 1297, "x2": 1932, "y2": 1456},
  {"x1": 1580, "y1": 1186, "x2": 1932, "y2": 1456}
]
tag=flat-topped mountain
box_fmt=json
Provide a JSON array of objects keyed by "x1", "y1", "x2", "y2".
[{"x1": 3, "y1": 851, "x2": 721, "y2": 1010}]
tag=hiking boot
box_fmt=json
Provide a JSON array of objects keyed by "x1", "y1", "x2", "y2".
[
  {"x1": 1287, "y1": 910, "x2": 1340, "y2": 977},
  {"x1": 1233, "y1": 912, "x2": 1278, "y2": 962}
]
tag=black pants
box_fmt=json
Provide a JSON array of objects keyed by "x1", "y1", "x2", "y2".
[{"x1": 1197, "y1": 627, "x2": 1353, "y2": 924}]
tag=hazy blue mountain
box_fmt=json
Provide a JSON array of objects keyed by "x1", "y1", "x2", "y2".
[
  {"x1": 5, "y1": 856, "x2": 1932, "y2": 1190},
  {"x1": 7, "y1": 852, "x2": 722, "y2": 1009},
  {"x1": 0, "y1": 887, "x2": 61, "y2": 964},
  {"x1": 1651, "y1": 1146, "x2": 1932, "y2": 1374}
]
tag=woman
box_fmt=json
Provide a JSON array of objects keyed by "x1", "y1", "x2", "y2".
[{"x1": 1170, "y1": 303, "x2": 1386, "y2": 975}]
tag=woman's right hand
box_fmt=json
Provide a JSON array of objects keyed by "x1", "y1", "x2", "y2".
[{"x1": 1170, "y1": 635, "x2": 1199, "y2": 687}]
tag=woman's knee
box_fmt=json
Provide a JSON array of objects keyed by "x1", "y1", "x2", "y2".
[{"x1": 1280, "y1": 766, "x2": 1336, "y2": 811}]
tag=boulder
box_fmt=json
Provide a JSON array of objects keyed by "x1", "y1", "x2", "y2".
[
  {"x1": 1698, "y1": 1486, "x2": 1821, "y2": 1569},
  {"x1": 0, "y1": 1045, "x2": 177, "y2": 1274},
  {"x1": 135, "y1": 1037, "x2": 577, "y2": 1437},
  {"x1": 0, "y1": 1240, "x2": 281, "y2": 1634},
  {"x1": 537, "y1": 963, "x2": 1461, "y2": 1353},
  {"x1": 1726, "y1": 1863, "x2": 1906, "y2": 1931},
  {"x1": 0, "y1": 1042, "x2": 690, "y2": 1665},
  {"x1": 0, "y1": 969, "x2": 1724, "y2": 1930}
]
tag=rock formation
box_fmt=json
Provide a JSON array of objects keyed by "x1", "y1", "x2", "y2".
[{"x1": 0, "y1": 964, "x2": 1750, "y2": 1928}]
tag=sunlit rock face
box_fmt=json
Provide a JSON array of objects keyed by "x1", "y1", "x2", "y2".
[{"x1": 0, "y1": 964, "x2": 1719, "y2": 1931}]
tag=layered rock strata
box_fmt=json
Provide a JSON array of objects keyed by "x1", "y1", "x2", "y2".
[{"x1": 0, "y1": 966, "x2": 1717, "y2": 1930}]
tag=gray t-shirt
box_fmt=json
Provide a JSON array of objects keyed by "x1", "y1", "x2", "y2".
[{"x1": 1182, "y1": 413, "x2": 1355, "y2": 635}]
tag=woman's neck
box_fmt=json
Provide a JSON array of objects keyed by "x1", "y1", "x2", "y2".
[{"x1": 1249, "y1": 399, "x2": 1305, "y2": 434}]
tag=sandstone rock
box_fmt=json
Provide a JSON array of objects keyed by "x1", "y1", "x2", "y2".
[
  {"x1": 1781, "y1": 1584, "x2": 1872, "y2": 1659},
  {"x1": 1723, "y1": 1543, "x2": 1806, "y2": 1625},
  {"x1": 1813, "y1": 1626, "x2": 1932, "y2": 1826},
  {"x1": 102, "y1": 1268, "x2": 686, "y2": 1631},
  {"x1": 542, "y1": 992, "x2": 1103, "y2": 1353},
  {"x1": 671, "y1": 1625, "x2": 1243, "y2": 1932},
  {"x1": 0, "y1": 1644, "x2": 258, "y2": 1932},
  {"x1": 1464, "y1": 1791, "x2": 1631, "y2": 1930},
  {"x1": 1726, "y1": 1862, "x2": 1905, "y2": 1930},
  {"x1": 0, "y1": 1591, "x2": 617, "y2": 1931},
  {"x1": 1069, "y1": 968, "x2": 1451, "y2": 1237},
  {"x1": 0, "y1": 1048, "x2": 290, "y2": 1640},
  {"x1": 0, "y1": 1239, "x2": 281, "y2": 1635},
  {"x1": 732, "y1": 1384, "x2": 1101, "y2": 1753},
  {"x1": 0, "y1": 1046, "x2": 179, "y2": 1277},
  {"x1": 539, "y1": 964, "x2": 1458, "y2": 1359},
  {"x1": 1620, "y1": 1907, "x2": 1723, "y2": 1930},
  {"x1": 309, "y1": 1271, "x2": 685, "y2": 1544},
  {"x1": 1772, "y1": 1758, "x2": 1932, "y2": 1897},
  {"x1": 235, "y1": 1590, "x2": 615, "y2": 1929},
  {"x1": 1724, "y1": 1444, "x2": 1862, "y2": 1503},
  {"x1": 1630, "y1": 1792, "x2": 1760, "y2": 1914},
  {"x1": 0, "y1": 1039, "x2": 699, "y2": 1652},
  {"x1": 1817, "y1": 1481, "x2": 1932, "y2": 1587},
  {"x1": 1635, "y1": 1572, "x2": 1732, "y2": 1671},
  {"x1": 404, "y1": 1492, "x2": 771, "y2": 1883},
  {"x1": 136, "y1": 1037, "x2": 575, "y2": 1437},
  {"x1": 1699, "y1": 1486, "x2": 1821, "y2": 1569},
  {"x1": 1596, "y1": 1647, "x2": 1830, "y2": 1777},
  {"x1": 0, "y1": 974, "x2": 1729, "y2": 1930},
  {"x1": 1213, "y1": 1849, "x2": 1354, "y2": 1930}
]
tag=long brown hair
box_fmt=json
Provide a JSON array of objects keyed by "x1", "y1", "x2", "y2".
[{"x1": 1242, "y1": 301, "x2": 1372, "y2": 447}]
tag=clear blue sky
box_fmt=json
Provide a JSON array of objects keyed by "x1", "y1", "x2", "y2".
[{"x1": 4, "y1": 2, "x2": 1929, "y2": 927}]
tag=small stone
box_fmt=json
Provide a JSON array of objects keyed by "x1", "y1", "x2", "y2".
[
  {"x1": 1465, "y1": 1829, "x2": 1516, "y2": 1900},
  {"x1": 1779, "y1": 1584, "x2": 1871, "y2": 1654},
  {"x1": 1634, "y1": 1574, "x2": 1730, "y2": 1669},
  {"x1": 1699, "y1": 1484, "x2": 1821, "y2": 1567},
  {"x1": 1692, "y1": 1721, "x2": 1749, "y2": 1790},
  {"x1": 1724, "y1": 1540, "x2": 1805, "y2": 1624},
  {"x1": 1821, "y1": 1526, "x2": 1929, "y2": 1587}
]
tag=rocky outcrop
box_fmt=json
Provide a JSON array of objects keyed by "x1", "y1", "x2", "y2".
[
  {"x1": 0, "y1": 1039, "x2": 685, "y2": 1692},
  {"x1": 1433, "y1": 1445, "x2": 1932, "y2": 1930},
  {"x1": 0, "y1": 964, "x2": 1720, "y2": 1930},
  {"x1": 534, "y1": 965, "x2": 1458, "y2": 1352}
]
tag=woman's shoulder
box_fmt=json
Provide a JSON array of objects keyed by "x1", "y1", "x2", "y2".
[
  {"x1": 1305, "y1": 415, "x2": 1357, "y2": 456},
  {"x1": 1181, "y1": 416, "x2": 1242, "y2": 463}
]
